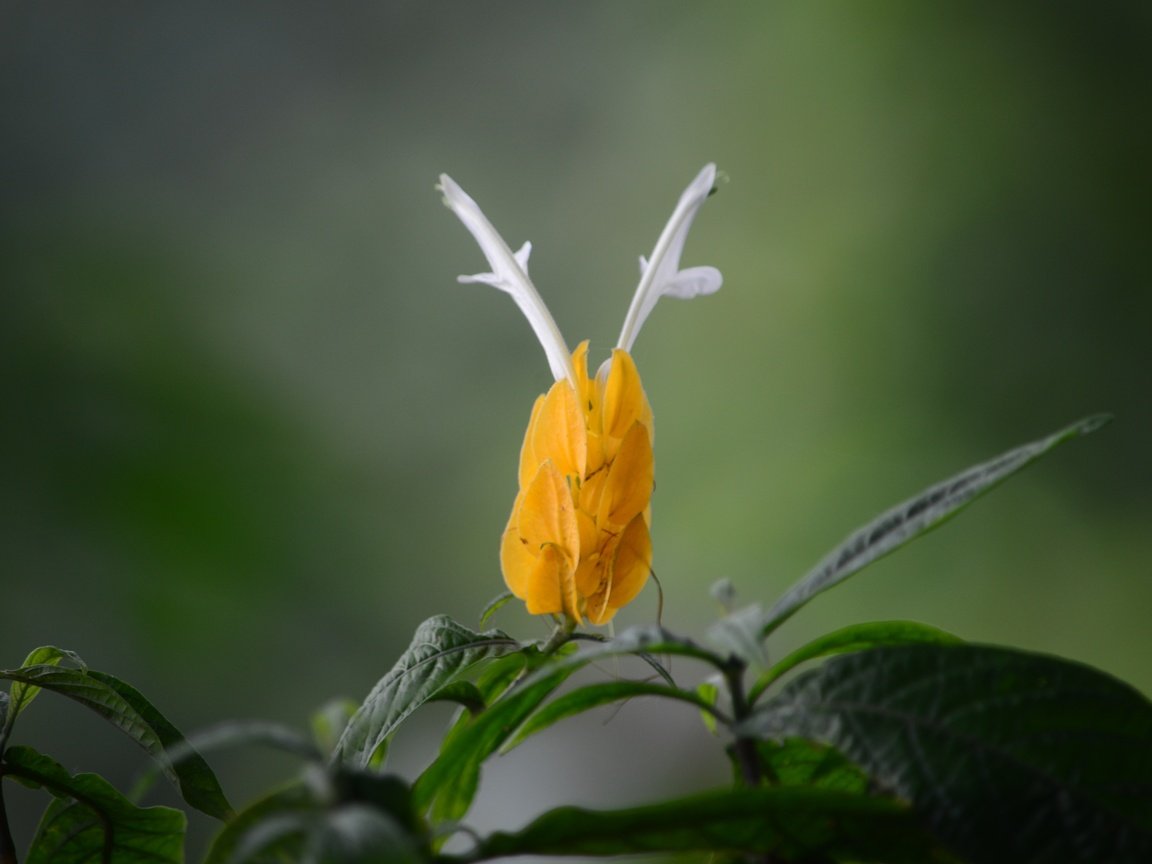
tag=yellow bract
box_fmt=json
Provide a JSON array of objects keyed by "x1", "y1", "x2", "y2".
[
  {"x1": 501, "y1": 342, "x2": 654, "y2": 625},
  {"x1": 438, "y1": 163, "x2": 720, "y2": 626}
]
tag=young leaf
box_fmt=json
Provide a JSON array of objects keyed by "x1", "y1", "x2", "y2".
[
  {"x1": 479, "y1": 591, "x2": 515, "y2": 626},
  {"x1": 705, "y1": 603, "x2": 770, "y2": 667},
  {"x1": 759, "y1": 414, "x2": 1110, "y2": 636},
  {"x1": 744, "y1": 643, "x2": 1152, "y2": 864},
  {"x1": 3, "y1": 647, "x2": 81, "y2": 736},
  {"x1": 5, "y1": 745, "x2": 185, "y2": 864},
  {"x1": 333, "y1": 615, "x2": 522, "y2": 770},
  {"x1": 0, "y1": 664, "x2": 232, "y2": 820},
  {"x1": 748, "y1": 620, "x2": 962, "y2": 703},
  {"x1": 470, "y1": 785, "x2": 948, "y2": 863}
]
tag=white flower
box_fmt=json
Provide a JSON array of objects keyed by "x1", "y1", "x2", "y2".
[
  {"x1": 617, "y1": 163, "x2": 723, "y2": 352},
  {"x1": 437, "y1": 174, "x2": 575, "y2": 384},
  {"x1": 438, "y1": 164, "x2": 722, "y2": 377}
]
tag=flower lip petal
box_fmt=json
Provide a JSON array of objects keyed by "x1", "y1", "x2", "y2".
[
  {"x1": 617, "y1": 163, "x2": 722, "y2": 352},
  {"x1": 660, "y1": 265, "x2": 723, "y2": 300},
  {"x1": 438, "y1": 175, "x2": 575, "y2": 384}
]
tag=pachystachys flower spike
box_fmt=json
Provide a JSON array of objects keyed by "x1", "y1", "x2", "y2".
[{"x1": 438, "y1": 165, "x2": 721, "y2": 625}]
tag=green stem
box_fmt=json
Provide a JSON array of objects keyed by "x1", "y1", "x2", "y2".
[
  {"x1": 540, "y1": 618, "x2": 576, "y2": 655},
  {"x1": 723, "y1": 659, "x2": 764, "y2": 788},
  {"x1": 723, "y1": 659, "x2": 790, "y2": 864},
  {"x1": 0, "y1": 773, "x2": 18, "y2": 864}
]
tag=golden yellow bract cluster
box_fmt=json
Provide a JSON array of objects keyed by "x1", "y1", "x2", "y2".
[
  {"x1": 437, "y1": 163, "x2": 720, "y2": 627},
  {"x1": 501, "y1": 342, "x2": 653, "y2": 625}
]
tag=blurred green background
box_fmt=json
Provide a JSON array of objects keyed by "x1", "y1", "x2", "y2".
[{"x1": 3, "y1": 1, "x2": 1150, "y2": 856}]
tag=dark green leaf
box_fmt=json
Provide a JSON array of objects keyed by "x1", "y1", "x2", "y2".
[
  {"x1": 426, "y1": 681, "x2": 487, "y2": 716},
  {"x1": 333, "y1": 615, "x2": 522, "y2": 770},
  {"x1": 203, "y1": 784, "x2": 312, "y2": 864},
  {"x1": 89, "y1": 670, "x2": 233, "y2": 820},
  {"x1": 760, "y1": 414, "x2": 1110, "y2": 636},
  {"x1": 0, "y1": 664, "x2": 232, "y2": 820},
  {"x1": 472, "y1": 786, "x2": 948, "y2": 863},
  {"x1": 748, "y1": 620, "x2": 962, "y2": 702},
  {"x1": 744, "y1": 643, "x2": 1152, "y2": 864},
  {"x1": 6, "y1": 746, "x2": 185, "y2": 864},
  {"x1": 204, "y1": 778, "x2": 424, "y2": 864}
]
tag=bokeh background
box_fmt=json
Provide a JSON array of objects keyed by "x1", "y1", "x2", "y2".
[{"x1": 3, "y1": 1, "x2": 1150, "y2": 857}]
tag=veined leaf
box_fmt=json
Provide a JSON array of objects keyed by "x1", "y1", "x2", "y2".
[
  {"x1": 333, "y1": 615, "x2": 522, "y2": 770},
  {"x1": 747, "y1": 738, "x2": 871, "y2": 793},
  {"x1": 414, "y1": 624, "x2": 727, "y2": 827},
  {"x1": 470, "y1": 785, "x2": 949, "y2": 863},
  {"x1": 743, "y1": 643, "x2": 1152, "y2": 864},
  {"x1": 6, "y1": 746, "x2": 185, "y2": 864},
  {"x1": 0, "y1": 664, "x2": 232, "y2": 820},
  {"x1": 748, "y1": 620, "x2": 962, "y2": 703},
  {"x1": 760, "y1": 414, "x2": 1110, "y2": 636}
]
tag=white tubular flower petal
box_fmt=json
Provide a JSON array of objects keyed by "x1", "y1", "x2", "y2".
[
  {"x1": 617, "y1": 163, "x2": 723, "y2": 352},
  {"x1": 438, "y1": 174, "x2": 575, "y2": 384}
]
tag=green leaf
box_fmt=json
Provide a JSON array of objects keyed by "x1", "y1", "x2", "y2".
[
  {"x1": 426, "y1": 680, "x2": 487, "y2": 716},
  {"x1": 414, "y1": 662, "x2": 576, "y2": 826},
  {"x1": 505, "y1": 679, "x2": 727, "y2": 750},
  {"x1": 333, "y1": 615, "x2": 522, "y2": 770},
  {"x1": 203, "y1": 784, "x2": 312, "y2": 864},
  {"x1": 5, "y1": 745, "x2": 185, "y2": 864},
  {"x1": 748, "y1": 620, "x2": 962, "y2": 703},
  {"x1": 204, "y1": 777, "x2": 425, "y2": 864},
  {"x1": 479, "y1": 591, "x2": 515, "y2": 626},
  {"x1": 311, "y1": 700, "x2": 358, "y2": 757},
  {"x1": 0, "y1": 664, "x2": 232, "y2": 820},
  {"x1": 471, "y1": 786, "x2": 949, "y2": 863},
  {"x1": 414, "y1": 624, "x2": 728, "y2": 827},
  {"x1": 744, "y1": 643, "x2": 1152, "y2": 864},
  {"x1": 759, "y1": 414, "x2": 1110, "y2": 636},
  {"x1": 1, "y1": 647, "x2": 80, "y2": 745},
  {"x1": 418, "y1": 631, "x2": 715, "y2": 827},
  {"x1": 696, "y1": 680, "x2": 722, "y2": 735},
  {"x1": 743, "y1": 738, "x2": 871, "y2": 793}
]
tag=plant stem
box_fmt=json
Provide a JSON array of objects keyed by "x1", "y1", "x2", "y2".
[
  {"x1": 0, "y1": 774, "x2": 17, "y2": 864},
  {"x1": 722, "y1": 659, "x2": 763, "y2": 788},
  {"x1": 540, "y1": 618, "x2": 576, "y2": 655},
  {"x1": 723, "y1": 659, "x2": 789, "y2": 864}
]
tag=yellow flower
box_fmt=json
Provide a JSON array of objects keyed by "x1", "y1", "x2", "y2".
[{"x1": 438, "y1": 165, "x2": 721, "y2": 624}]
